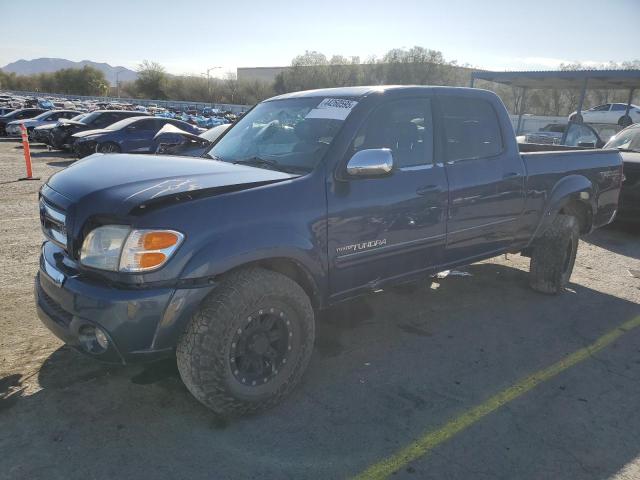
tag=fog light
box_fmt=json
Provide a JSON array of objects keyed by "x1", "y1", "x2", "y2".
[{"x1": 78, "y1": 325, "x2": 109, "y2": 354}]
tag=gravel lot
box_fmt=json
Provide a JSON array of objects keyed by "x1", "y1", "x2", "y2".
[{"x1": 1, "y1": 138, "x2": 639, "y2": 480}]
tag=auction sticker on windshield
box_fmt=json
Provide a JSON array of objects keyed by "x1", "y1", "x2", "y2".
[{"x1": 305, "y1": 98, "x2": 358, "y2": 120}]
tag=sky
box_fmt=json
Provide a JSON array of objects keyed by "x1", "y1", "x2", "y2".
[{"x1": 1, "y1": 0, "x2": 638, "y2": 77}]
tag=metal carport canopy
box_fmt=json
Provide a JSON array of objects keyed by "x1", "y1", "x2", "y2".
[
  {"x1": 470, "y1": 69, "x2": 640, "y2": 137},
  {"x1": 470, "y1": 69, "x2": 640, "y2": 90}
]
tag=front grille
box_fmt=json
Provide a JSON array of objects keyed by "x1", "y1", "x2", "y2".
[
  {"x1": 37, "y1": 282, "x2": 73, "y2": 327},
  {"x1": 40, "y1": 198, "x2": 68, "y2": 249}
]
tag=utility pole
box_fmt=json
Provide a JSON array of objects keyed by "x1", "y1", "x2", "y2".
[
  {"x1": 115, "y1": 68, "x2": 126, "y2": 99},
  {"x1": 202, "y1": 66, "x2": 221, "y2": 107}
]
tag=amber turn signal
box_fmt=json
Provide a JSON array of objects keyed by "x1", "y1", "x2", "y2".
[
  {"x1": 143, "y1": 231, "x2": 180, "y2": 250},
  {"x1": 136, "y1": 252, "x2": 167, "y2": 269}
]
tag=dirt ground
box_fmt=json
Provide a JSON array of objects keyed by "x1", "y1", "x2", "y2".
[{"x1": 1, "y1": 137, "x2": 639, "y2": 480}]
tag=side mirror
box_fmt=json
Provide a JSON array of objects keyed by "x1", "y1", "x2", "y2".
[{"x1": 346, "y1": 148, "x2": 393, "y2": 177}]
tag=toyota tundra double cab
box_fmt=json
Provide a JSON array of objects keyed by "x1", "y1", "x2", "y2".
[{"x1": 35, "y1": 86, "x2": 623, "y2": 415}]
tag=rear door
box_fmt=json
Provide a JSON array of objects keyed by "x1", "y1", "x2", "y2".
[
  {"x1": 327, "y1": 97, "x2": 449, "y2": 298},
  {"x1": 438, "y1": 94, "x2": 525, "y2": 262}
]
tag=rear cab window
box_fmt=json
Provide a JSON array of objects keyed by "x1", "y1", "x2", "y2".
[{"x1": 440, "y1": 96, "x2": 504, "y2": 161}]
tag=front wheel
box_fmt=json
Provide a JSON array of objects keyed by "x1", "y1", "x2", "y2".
[
  {"x1": 97, "y1": 142, "x2": 121, "y2": 153},
  {"x1": 529, "y1": 214, "x2": 579, "y2": 294},
  {"x1": 177, "y1": 267, "x2": 315, "y2": 415}
]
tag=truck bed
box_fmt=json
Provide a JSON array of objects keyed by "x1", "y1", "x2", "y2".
[{"x1": 519, "y1": 148, "x2": 623, "y2": 237}]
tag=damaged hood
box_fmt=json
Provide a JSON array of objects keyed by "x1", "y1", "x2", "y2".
[
  {"x1": 154, "y1": 123, "x2": 203, "y2": 143},
  {"x1": 46, "y1": 153, "x2": 297, "y2": 215}
]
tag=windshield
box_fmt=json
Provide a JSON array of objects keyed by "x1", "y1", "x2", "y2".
[
  {"x1": 78, "y1": 111, "x2": 100, "y2": 125},
  {"x1": 206, "y1": 97, "x2": 357, "y2": 173},
  {"x1": 604, "y1": 126, "x2": 640, "y2": 152},
  {"x1": 104, "y1": 117, "x2": 145, "y2": 131},
  {"x1": 33, "y1": 111, "x2": 56, "y2": 121}
]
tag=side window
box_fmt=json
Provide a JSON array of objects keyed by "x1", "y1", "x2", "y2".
[
  {"x1": 130, "y1": 119, "x2": 157, "y2": 131},
  {"x1": 611, "y1": 104, "x2": 627, "y2": 112},
  {"x1": 592, "y1": 104, "x2": 611, "y2": 112},
  {"x1": 352, "y1": 98, "x2": 433, "y2": 168},
  {"x1": 441, "y1": 96, "x2": 503, "y2": 161}
]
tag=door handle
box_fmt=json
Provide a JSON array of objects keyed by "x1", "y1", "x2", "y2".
[{"x1": 503, "y1": 172, "x2": 521, "y2": 179}]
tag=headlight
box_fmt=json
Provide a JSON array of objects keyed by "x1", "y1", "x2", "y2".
[{"x1": 80, "y1": 226, "x2": 184, "y2": 272}]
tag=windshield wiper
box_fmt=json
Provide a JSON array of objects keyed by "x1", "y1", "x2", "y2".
[
  {"x1": 232, "y1": 156, "x2": 310, "y2": 175},
  {"x1": 233, "y1": 156, "x2": 280, "y2": 170}
]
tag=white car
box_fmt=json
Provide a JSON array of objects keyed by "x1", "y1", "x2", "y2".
[{"x1": 569, "y1": 103, "x2": 640, "y2": 126}]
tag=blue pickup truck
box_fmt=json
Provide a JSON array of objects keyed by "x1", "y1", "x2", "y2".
[{"x1": 35, "y1": 86, "x2": 623, "y2": 415}]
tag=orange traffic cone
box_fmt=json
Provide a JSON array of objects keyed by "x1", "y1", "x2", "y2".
[{"x1": 18, "y1": 123, "x2": 40, "y2": 181}]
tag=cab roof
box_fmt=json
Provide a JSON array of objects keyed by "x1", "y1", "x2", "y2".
[{"x1": 266, "y1": 85, "x2": 490, "y2": 101}]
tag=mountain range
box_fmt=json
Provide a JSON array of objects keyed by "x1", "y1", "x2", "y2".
[{"x1": 0, "y1": 58, "x2": 137, "y2": 85}]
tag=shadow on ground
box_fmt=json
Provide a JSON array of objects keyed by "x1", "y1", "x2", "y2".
[
  {"x1": 584, "y1": 221, "x2": 640, "y2": 260},
  {"x1": 1, "y1": 262, "x2": 639, "y2": 480}
]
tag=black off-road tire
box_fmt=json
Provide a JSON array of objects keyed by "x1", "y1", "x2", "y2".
[
  {"x1": 529, "y1": 214, "x2": 579, "y2": 294},
  {"x1": 176, "y1": 267, "x2": 315, "y2": 415}
]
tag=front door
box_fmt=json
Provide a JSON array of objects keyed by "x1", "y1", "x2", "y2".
[
  {"x1": 124, "y1": 118, "x2": 160, "y2": 152},
  {"x1": 327, "y1": 97, "x2": 448, "y2": 299}
]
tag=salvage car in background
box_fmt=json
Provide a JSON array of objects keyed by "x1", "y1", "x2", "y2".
[
  {"x1": 72, "y1": 116, "x2": 204, "y2": 157},
  {"x1": 604, "y1": 123, "x2": 640, "y2": 222},
  {"x1": 570, "y1": 103, "x2": 640, "y2": 126},
  {"x1": 5, "y1": 110, "x2": 78, "y2": 138},
  {"x1": 48, "y1": 110, "x2": 149, "y2": 150},
  {"x1": 155, "y1": 123, "x2": 231, "y2": 156},
  {"x1": 31, "y1": 113, "x2": 88, "y2": 144},
  {"x1": 0, "y1": 108, "x2": 47, "y2": 136},
  {"x1": 517, "y1": 122, "x2": 606, "y2": 148}
]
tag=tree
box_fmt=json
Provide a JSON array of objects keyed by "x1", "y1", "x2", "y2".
[{"x1": 134, "y1": 60, "x2": 168, "y2": 99}]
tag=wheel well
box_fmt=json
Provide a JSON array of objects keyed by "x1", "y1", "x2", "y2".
[
  {"x1": 237, "y1": 258, "x2": 321, "y2": 310},
  {"x1": 560, "y1": 198, "x2": 591, "y2": 234}
]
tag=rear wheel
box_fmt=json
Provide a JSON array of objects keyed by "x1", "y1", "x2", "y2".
[
  {"x1": 97, "y1": 142, "x2": 121, "y2": 153},
  {"x1": 618, "y1": 115, "x2": 632, "y2": 127},
  {"x1": 529, "y1": 214, "x2": 579, "y2": 294},
  {"x1": 177, "y1": 267, "x2": 315, "y2": 415}
]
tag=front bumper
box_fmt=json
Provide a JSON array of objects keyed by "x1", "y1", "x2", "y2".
[
  {"x1": 50, "y1": 130, "x2": 72, "y2": 149},
  {"x1": 35, "y1": 242, "x2": 212, "y2": 364},
  {"x1": 6, "y1": 126, "x2": 22, "y2": 137},
  {"x1": 32, "y1": 130, "x2": 50, "y2": 143}
]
